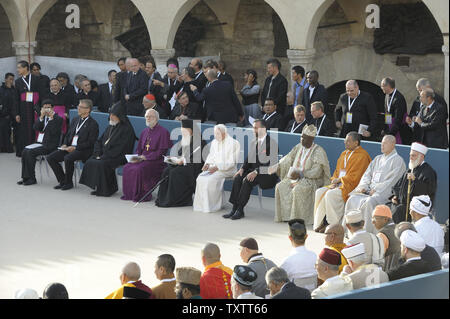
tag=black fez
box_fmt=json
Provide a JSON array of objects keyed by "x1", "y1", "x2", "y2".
[
  {"x1": 233, "y1": 265, "x2": 258, "y2": 288},
  {"x1": 43, "y1": 283, "x2": 69, "y2": 299},
  {"x1": 181, "y1": 119, "x2": 193, "y2": 130},
  {"x1": 288, "y1": 219, "x2": 307, "y2": 238}
]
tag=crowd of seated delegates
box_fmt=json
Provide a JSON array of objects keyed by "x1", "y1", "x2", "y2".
[{"x1": 14, "y1": 219, "x2": 449, "y2": 300}]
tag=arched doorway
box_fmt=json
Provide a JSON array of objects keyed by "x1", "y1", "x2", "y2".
[{"x1": 0, "y1": 4, "x2": 13, "y2": 58}]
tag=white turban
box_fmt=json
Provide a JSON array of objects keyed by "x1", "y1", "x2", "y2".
[
  {"x1": 341, "y1": 243, "x2": 365, "y2": 260},
  {"x1": 14, "y1": 288, "x2": 39, "y2": 299},
  {"x1": 400, "y1": 230, "x2": 426, "y2": 252},
  {"x1": 411, "y1": 142, "x2": 428, "y2": 156},
  {"x1": 410, "y1": 195, "x2": 432, "y2": 216}
]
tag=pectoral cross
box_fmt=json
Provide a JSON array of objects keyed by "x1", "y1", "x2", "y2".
[{"x1": 146, "y1": 143, "x2": 150, "y2": 151}]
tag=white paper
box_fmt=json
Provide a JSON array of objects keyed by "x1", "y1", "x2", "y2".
[
  {"x1": 248, "y1": 116, "x2": 255, "y2": 125},
  {"x1": 126, "y1": 154, "x2": 139, "y2": 163},
  {"x1": 164, "y1": 156, "x2": 179, "y2": 165},
  {"x1": 169, "y1": 93, "x2": 177, "y2": 110},
  {"x1": 358, "y1": 124, "x2": 369, "y2": 135},
  {"x1": 25, "y1": 143, "x2": 42, "y2": 150}
]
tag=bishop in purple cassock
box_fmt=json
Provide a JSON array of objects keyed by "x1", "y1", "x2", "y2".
[{"x1": 121, "y1": 109, "x2": 172, "y2": 202}]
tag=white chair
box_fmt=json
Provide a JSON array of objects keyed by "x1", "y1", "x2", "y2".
[{"x1": 36, "y1": 155, "x2": 50, "y2": 184}]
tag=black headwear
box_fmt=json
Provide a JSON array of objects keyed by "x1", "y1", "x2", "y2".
[
  {"x1": 181, "y1": 119, "x2": 194, "y2": 130},
  {"x1": 288, "y1": 219, "x2": 307, "y2": 238},
  {"x1": 43, "y1": 283, "x2": 69, "y2": 299},
  {"x1": 233, "y1": 265, "x2": 258, "y2": 288}
]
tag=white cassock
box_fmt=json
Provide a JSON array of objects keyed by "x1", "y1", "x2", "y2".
[
  {"x1": 414, "y1": 216, "x2": 445, "y2": 256},
  {"x1": 344, "y1": 150, "x2": 406, "y2": 234},
  {"x1": 193, "y1": 135, "x2": 240, "y2": 213}
]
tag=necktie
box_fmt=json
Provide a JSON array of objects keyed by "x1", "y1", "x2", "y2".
[{"x1": 267, "y1": 78, "x2": 273, "y2": 99}]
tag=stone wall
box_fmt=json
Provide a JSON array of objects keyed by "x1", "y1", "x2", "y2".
[{"x1": 0, "y1": 5, "x2": 13, "y2": 58}]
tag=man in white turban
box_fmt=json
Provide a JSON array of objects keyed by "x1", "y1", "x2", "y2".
[
  {"x1": 409, "y1": 195, "x2": 445, "y2": 256},
  {"x1": 271, "y1": 124, "x2": 330, "y2": 223}
]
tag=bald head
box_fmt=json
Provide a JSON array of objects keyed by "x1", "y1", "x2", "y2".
[
  {"x1": 324, "y1": 224, "x2": 345, "y2": 246},
  {"x1": 129, "y1": 58, "x2": 140, "y2": 73},
  {"x1": 201, "y1": 243, "x2": 221, "y2": 265},
  {"x1": 122, "y1": 262, "x2": 141, "y2": 281},
  {"x1": 346, "y1": 80, "x2": 359, "y2": 98},
  {"x1": 206, "y1": 69, "x2": 218, "y2": 82},
  {"x1": 381, "y1": 135, "x2": 396, "y2": 155}
]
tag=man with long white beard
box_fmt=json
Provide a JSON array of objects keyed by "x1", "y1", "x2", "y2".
[
  {"x1": 121, "y1": 109, "x2": 172, "y2": 202},
  {"x1": 193, "y1": 124, "x2": 240, "y2": 213},
  {"x1": 389, "y1": 142, "x2": 437, "y2": 223}
]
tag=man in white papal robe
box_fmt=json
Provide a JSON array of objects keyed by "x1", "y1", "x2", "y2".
[
  {"x1": 193, "y1": 124, "x2": 240, "y2": 213},
  {"x1": 344, "y1": 135, "x2": 406, "y2": 234}
]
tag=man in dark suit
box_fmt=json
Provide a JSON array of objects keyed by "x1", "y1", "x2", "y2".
[
  {"x1": 46, "y1": 99, "x2": 99, "y2": 191},
  {"x1": 266, "y1": 267, "x2": 311, "y2": 299},
  {"x1": 152, "y1": 64, "x2": 182, "y2": 116},
  {"x1": 189, "y1": 58, "x2": 208, "y2": 93},
  {"x1": 145, "y1": 57, "x2": 164, "y2": 105},
  {"x1": 218, "y1": 60, "x2": 234, "y2": 88},
  {"x1": 123, "y1": 58, "x2": 148, "y2": 116},
  {"x1": 262, "y1": 98, "x2": 284, "y2": 130},
  {"x1": 56, "y1": 72, "x2": 76, "y2": 109},
  {"x1": 380, "y1": 77, "x2": 408, "y2": 144},
  {"x1": 74, "y1": 79, "x2": 99, "y2": 107},
  {"x1": 408, "y1": 89, "x2": 448, "y2": 149},
  {"x1": 285, "y1": 105, "x2": 308, "y2": 134},
  {"x1": 30, "y1": 62, "x2": 50, "y2": 91},
  {"x1": 310, "y1": 101, "x2": 336, "y2": 137},
  {"x1": 302, "y1": 70, "x2": 328, "y2": 122},
  {"x1": 335, "y1": 80, "x2": 378, "y2": 141},
  {"x1": 98, "y1": 70, "x2": 117, "y2": 113},
  {"x1": 261, "y1": 58, "x2": 288, "y2": 117},
  {"x1": 223, "y1": 120, "x2": 279, "y2": 220},
  {"x1": 191, "y1": 69, "x2": 244, "y2": 124},
  {"x1": 17, "y1": 99, "x2": 63, "y2": 186}
]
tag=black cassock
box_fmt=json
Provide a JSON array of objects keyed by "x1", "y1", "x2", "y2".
[
  {"x1": 388, "y1": 162, "x2": 437, "y2": 223},
  {"x1": 79, "y1": 122, "x2": 135, "y2": 196},
  {"x1": 155, "y1": 137, "x2": 205, "y2": 207}
]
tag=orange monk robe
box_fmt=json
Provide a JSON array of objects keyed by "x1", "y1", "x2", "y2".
[{"x1": 200, "y1": 261, "x2": 233, "y2": 299}]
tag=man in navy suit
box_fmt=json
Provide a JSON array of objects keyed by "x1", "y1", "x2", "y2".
[
  {"x1": 265, "y1": 267, "x2": 311, "y2": 299},
  {"x1": 123, "y1": 58, "x2": 148, "y2": 116},
  {"x1": 98, "y1": 70, "x2": 117, "y2": 113},
  {"x1": 190, "y1": 69, "x2": 244, "y2": 124},
  {"x1": 302, "y1": 70, "x2": 328, "y2": 122}
]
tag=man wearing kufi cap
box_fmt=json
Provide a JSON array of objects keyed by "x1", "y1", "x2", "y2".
[
  {"x1": 175, "y1": 267, "x2": 202, "y2": 299},
  {"x1": 341, "y1": 243, "x2": 389, "y2": 289},
  {"x1": 231, "y1": 265, "x2": 263, "y2": 299},
  {"x1": 389, "y1": 142, "x2": 436, "y2": 223},
  {"x1": 280, "y1": 219, "x2": 318, "y2": 291},
  {"x1": 371, "y1": 205, "x2": 401, "y2": 271},
  {"x1": 311, "y1": 248, "x2": 353, "y2": 299},
  {"x1": 141, "y1": 93, "x2": 168, "y2": 118},
  {"x1": 238, "y1": 237, "x2": 277, "y2": 298},
  {"x1": 344, "y1": 135, "x2": 406, "y2": 235},
  {"x1": 387, "y1": 230, "x2": 434, "y2": 281},
  {"x1": 409, "y1": 195, "x2": 445, "y2": 256},
  {"x1": 272, "y1": 124, "x2": 331, "y2": 223},
  {"x1": 345, "y1": 210, "x2": 385, "y2": 267}
]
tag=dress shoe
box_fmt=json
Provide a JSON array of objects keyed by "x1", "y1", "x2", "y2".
[
  {"x1": 222, "y1": 210, "x2": 236, "y2": 219},
  {"x1": 17, "y1": 180, "x2": 25, "y2": 185},
  {"x1": 314, "y1": 220, "x2": 328, "y2": 233},
  {"x1": 23, "y1": 178, "x2": 37, "y2": 186},
  {"x1": 54, "y1": 183, "x2": 64, "y2": 190},
  {"x1": 61, "y1": 183, "x2": 74, "y2": 191},
  {"x1": 231, "y1": 209, "x2": 245, "y2": 220},
  {"x1": 90, "y1": 191, "x2": 97, "y2": 196}
]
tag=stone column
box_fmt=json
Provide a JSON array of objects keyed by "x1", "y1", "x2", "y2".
[
  {"x1": 443, "y1": 35, "x2": 449, "y2": 111},
  {"x1": 12, "y1": 41, "x2": 37, "y2": 63},
  {"x1": 151, "y1": 48, "x2": 176, "y2": 76},
  {"x1": 286, "y1": 48, "x2": 316, "y2": 88}
]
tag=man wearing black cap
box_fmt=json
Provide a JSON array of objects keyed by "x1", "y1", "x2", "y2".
[
  {"x1": 231, "y1": 265, "x2": 262, "y2": 299},
  {"x1": 239, "y1": 237, "x2": 277, "y2": 298},
  {"x1": 79, "y1": 102, "x2": 136, "y2": 197},
  {"x1": 17, "y1": 99, "x2": 63, "y2": 186},
  {"x1": 42, "y1": 283, "x2": 69, "y2": 299}
]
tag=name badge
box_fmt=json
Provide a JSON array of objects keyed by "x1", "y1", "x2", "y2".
[
  {"x1": 385, "y1": 114, "x2": 392, "y2": 125},
  {"x1": 346, "y1": 112, "x2": 353, "y2": 124},
  {"x1": 26, "y1": 92, "x2": 34, "y2": 103},
  {"x1": 72, "y1": 135, "x2": 79, "y2": 146},
  {"x1": 37, "y1": 133, "x2": 44, "y2": 143},
  {"x1": 339, "y1": 169, "x2": 346, "y2": 178}
]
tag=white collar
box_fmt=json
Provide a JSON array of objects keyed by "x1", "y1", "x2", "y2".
[
  {"x1": 413, "y1": 215, "x2": 430, "y2": 226},
  {"x1": 248, "y1": 254, "x2": 265, "y2": 263},
  {"x1": 406, "y1": 256, "x2": 421, "y2": 262},
  {"x1": 239, "y1": 292, "x2": 254, "y2": 298},
  {"x1": 161, "y1": 277, "x2": 176, "y2": 283},
  {"x1": 353, "y1": 229, "x2": 366, "y2": 235}
]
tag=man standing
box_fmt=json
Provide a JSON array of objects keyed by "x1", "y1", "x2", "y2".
[
  {"x1": 30, "y1": 62, "x2": 50, "y2": 91},
  {"x1": 152, "y1": 64, "x2": 182, "y2": 114},
  {"x1": 46, "y1": 79, "x2": 71, "y2": 135},
  {"x1": 261, "y1": 98, "x2": 284, "y2": 130},
  {"x1": 145, "y1": 57, "x2": 164, "y2": 105},
  {"x1": 121, "y1": 109, "x2": 172, "y2": 203},
  {"x1": 336, "y1": 80, "x2": 378, "y2": 141},
  {"x1": 217, "y1": 60, "x2": 234, "y2": 88},
  {"x1": 389, "y1": 142, "x2": 437, "y2": 223},
  {"x1": 344, "y1": 135, "x2": 406, "y2": 234},
  {"x1": 123, "y1": 58, "x2": 148, "y2": 116},
  {"x1": 56, "y1": 72, "x2": 76, "y2": 109},
  {"x1": 223, "y1": 119, "x2": 279, "y2": 220},
  {"x1": 314, "y1": 132, "x2": 371, "y2": 233},
  {"x1": 98, "y1": 70, "x2": 117, "y2": 113},
  {"x1": 302, "y1": 71, "x2": 328, "y2": 122},
  {"x1": 152, "y1": 254, "x2": 177, "y2": 299},
  {"x1": 261, "y1": 58, "x2": 288, "y2": 117},
  {"x1": 311, "y1": 101, "x2": 336, "y2": 137},
  {"x1": 17, "y1": 100, "x2": 62, "y2": 186},
  {"x1": 291, "y1": 65, "x2": 308, "y2": 107},
  {"x1": 231, "y1": 265, "x2": 262, "y2": 299},
  {"x1": 189, "y1": 58, "x2": 208, "y2": 93},
  {"x1": 0, "y1": 73, "x2": 15, "y2": 153},
  {"x1": 273, "y1": 124, "x2": 330, "y2": 224}
]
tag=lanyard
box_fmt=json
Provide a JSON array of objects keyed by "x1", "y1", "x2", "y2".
[
  {"x1": 43, "y1": 117, "x2": 50, "y2": 131},
  {"x1": 291, "y1": 119, "x2": 305, "y2": 133},
  {"x1": 386, "y1": 89, "x2": 397, "y2": 113},
  {"x1": 344, "y1": 147, "x2": 357, "y2": 169},
  {"x1": 194, "y1": 71, "x2": 203, "y2": 80},
  {"x1": 296, "y1": 144, "x2": 315, "y2": 169},
  {"x1": 263, "y1": 111, "x2": 277, "y2": 122},
  {"x1": 75, "y1": 117, "x2": 89, "y2": 134},
  {"x1": 317, "y1": 114, "x2": 327, "y2": 135},
  {"x1": 348, "y1": 91, "x2": 360, "y2": 111},
  {"x1": 22, "y1": 74, "x2": 31, "y2": 91}
]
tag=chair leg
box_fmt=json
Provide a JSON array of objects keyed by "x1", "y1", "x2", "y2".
[{"x1": 38, "y1": 157, "x2": 43, "y2": 184}]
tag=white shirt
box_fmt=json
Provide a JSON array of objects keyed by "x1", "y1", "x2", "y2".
[
  {"x1": 414, "y1": 216, "x2": 445, "y2": 256},
  {"x1": 257, "y1": 134, "x2": 267, "y2": 147},
  {"x1": 108, "y1": 82, "x2": 113, "y2": 94},
  {"x1": 280, "y1": 246, "x2": 317, "y2": 281},
  {"x1": 237, "y1": 292, "x2": 263, "y2": 299},
  {"x1": 309, "y1": 86, "x2": 315, "y2": 99}
]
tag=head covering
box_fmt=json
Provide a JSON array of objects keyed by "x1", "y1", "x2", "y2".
[
  {"x1": 411, "y1": 142, "x2": 428, "y2": 156},
  {"x1": 168, "y1": 64, "x2": 178, "y2": 69},
  {"x1": 400, "y1": 230, "x2": 426, "y2": 252},
  {"x1": 181, "y1": 119, "x2": 193, "y2": 130},
  {"x1": 233, "y1": 265, "x2": 258, "y2": 287},
  {"x1": 176, "y1": 267, "x2": 201, "y2": 286},
  {"x1": 345, "y1": 210, "x2": 363, "y2": 224},
  {"x1": 372, "y1": 205, "x2": 392, "y2": 219},
  {"x1": 41, "y1": 99, "x2": 54, "y2": 107},
  {"x1": 14, "y1": 288, "x2": 39, "y2": 299},
  {"x1": 410, "y1": 195, "x2": 432, "y2": 216},
  {"x1": 341, "y1": 243, "x2": 365, "y2": 260},
  {"x1": 240, "y1": 238, "x2": 258, "y2": 251},
  {"x1": 318, "y1": 248, "x2": 341, "y2": 266},
  {"x1": 302, "y1": 124, "x2": 317, "y2": 137},
  {"x1": 145, "y1": 94, "x2": 155, "y2": 101},
  {"x1": 110, "y1": 102, "x2": 128, "y2": 124},
  {"x1": 42, "y1": 283, "x2": 69, "y2": 299},
  {"x1": 288, "y1": 219, "x2": 307, "y2": 238}
]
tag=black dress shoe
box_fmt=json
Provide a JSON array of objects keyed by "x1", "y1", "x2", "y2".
[
  {"x1": 90, "y1": 191, "x2": 97, "y2": 196},
  {"x1": 231, "y1": 209, "x2": 245, "y2": 220},
  {"x1": 17, "y1": 180, "x2": 25, "y2": 185},
  {"x1": 54, "y1": 183, "x2": 64, "y2": 190},
  {"x1": 23, "y1": 178, "x2": 37, "y2": 186},
  {"x1": 61, "y1": 183, "x2": 74, "y2": 191},
  {"x1": 222, "y1": 210, "x2": 236, "y2": 219}
]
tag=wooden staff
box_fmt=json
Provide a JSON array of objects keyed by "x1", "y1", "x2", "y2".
[{"x1": 405, "y1": 178, "x2": 412, "y2": 222}]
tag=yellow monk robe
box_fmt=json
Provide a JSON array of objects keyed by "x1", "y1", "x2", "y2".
[
  {"x1": 105, "y1": 280, "x2": 153, "y2": 299},
  {"x1": 328, "y1": 243, "x2": 348, "y2": 274}
]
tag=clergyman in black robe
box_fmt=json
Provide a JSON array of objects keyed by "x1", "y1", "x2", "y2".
[{"x1": 79, "y1": 102, "x2": 136, "y2": 197}]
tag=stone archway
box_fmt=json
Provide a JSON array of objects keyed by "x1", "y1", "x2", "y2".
[{"x1": 0, "y1": 3, "x2": 14, "y2": 57}]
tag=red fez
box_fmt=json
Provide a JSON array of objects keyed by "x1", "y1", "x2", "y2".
[
  {"x1": 145, "y1": 94, "x2": 155, "y2": 101},
  {"x1": 319, "y1": 248, "x2": 341, "y2": 266}
]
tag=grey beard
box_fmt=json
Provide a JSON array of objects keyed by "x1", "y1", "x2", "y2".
[
  {"x1": 146, "y1": 121, "x2": 156, "y2": 128},
  {"x1": 181, "y1": 135, "x2": 191, "y2": 147},
  {"x1": 109, "y1": 120, "x2": 119, "y2": 126},
  {"x1": 408, "y1": 159, "x2": 420, "y2": 170}
]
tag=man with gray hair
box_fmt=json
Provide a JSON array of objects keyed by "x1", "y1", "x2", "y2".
[
  {"x1": 193, "y1": 124, "x2": 240, "y2": 213},
  {"x1": 73, "y1": 74, "x2": 88, "y2": 95},
  {"x1": 105, "y1": 262, "x2": 153, "y2": 299},
  {"x1": 117, "y1": 58, "x2": 148, "y2": 116},
  {"x1": 190, "y1": 69, "x2": 244, "y2": 124},
  {"x1": 265, "y1": 267, "x2": 311, "y2": 299}
]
